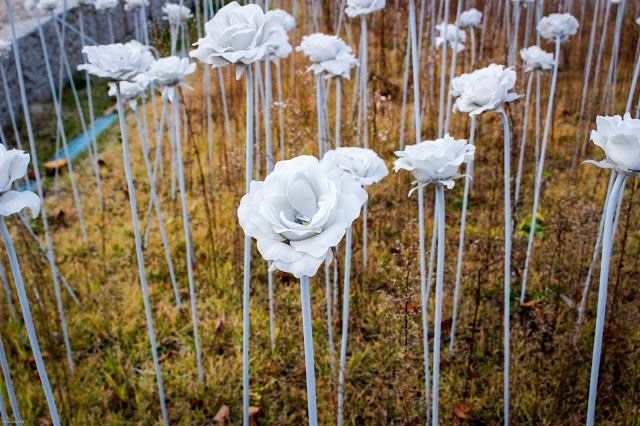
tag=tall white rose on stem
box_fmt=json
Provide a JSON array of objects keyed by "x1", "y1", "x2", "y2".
[
  {"x1": 239, "y1": 155, "x2": 367, "y2": 426},
  {"x1": 459, "y1": 8, "x2": 482, "y2": 27},
  {"x1": 94, "y1": 0, "x2": 119, "y2": 42},
  {"x1": 26, "y1": 0, "x2": 90, "y2": 249},
  {"x1": 521, "y1": 14, "x2": 577, "y2": 304},
  {"x1": 79, "y1": 42, "x2": 169, "y2": 426},
  {"x1": 322, "y1": 147, "x2": 387, "y2": 425},
  {"x1": 0, "y1": 147, "x2": 59, "y2": 425},
  {"x1": 297, "y1": 33, "x2": 357, "y2": 157},
  {"x1": 458, "y1": 8, "x2": 482, "y2": 69},
  {"x1": 514, "y1": 46, "x2": 554, "y2": 215},
  {"x1": 79, "y1": 40, "x2": 154, "y2": 82},
  {"x1": 260, "y1": 9, "x2": 295, "y2": 354},
  {"x1": 536, "y1": 13, "x2": 579, "y2": 41},
  {"x1": 347, "y1": 0, "x2": 384, "y2": 272},
  {"x1": 148, "y1": 55, "x2": 205, "y2": 386},
  {"x1": 443, "y1": 0, "x2": 466, "y2": 137},
  {"x1": 190, "y1": 3, "x2": 292, "y2": 423},
  {"x1": 75, "y1": 0, "x2": 106, "y2": 216},
  {"x1": 162, "y1": 2, "x2": 193, "y2": 54},
  {"x1": 25, "y1": 0, "x2": 91, "y2": 377},
  {"x1": 346, "y1": 0, "x2": 385, "y2": 175},
  {"x1": 271, "y1": 8, "x2": 295, "y2": 165},
  {"x1": 583, "y1": 113, "x2": 640, "y2": 426},
  {"x1": 3, "y1": 4, "x2": 74, "y2": 424},
  {"x1": 107, "y1": 74, "x2": 182, "y2": 314},
  {"x1": 450, "y1": 63, "x2": 519, "y2": 424},
  {"x1": 124, "y1": 0, "x2": 150, "y2": 42},
  {"x1": 256, "y1": 10, "x2": 294, "y2": 354},
  {"x1": 395, "y1": 0, "x2": 428, "y2": 420},
  {"x1": 345, "y1": 0, "x2": 384, "y2": 16},
  {"x1": 442, "y1": 0, "x2": 466, "y2": 138},
  {"x1": 436, "y1": 0, "x2": 451, "y2": 140},
  {"x1": 508, "y1": 0, "x2": 535, "y2": 68},
  {"x1": 394, "y1": 135, "x2": 474, "y2": 425},
  {"x1": 189, "y1": 1, "x2": 291, "y2": 80},
  {"x1": 435, "y1": 22, "x2": 466, "y2": 52}
]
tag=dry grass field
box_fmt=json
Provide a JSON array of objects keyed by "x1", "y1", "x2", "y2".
[{"x1": 1, "y1": 1, "x2": 640, "y2": 424}]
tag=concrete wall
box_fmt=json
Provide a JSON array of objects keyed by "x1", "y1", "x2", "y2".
[{"x1": 0, "y1": 0, "x2": 191, "y2": 129}]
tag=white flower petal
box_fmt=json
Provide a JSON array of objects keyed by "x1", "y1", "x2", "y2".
[{"x1": 0, "y1": 191, "x2": 40, "y2": 218}]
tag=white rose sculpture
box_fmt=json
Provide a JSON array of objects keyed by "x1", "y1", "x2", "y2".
[
  {"x1": 435, "y1": 22, "x2": 467, "y2": 52},
  {"x1": 296, "y1": 33, "x2": 359, "y2": 79},
  {"x1": 162, "y1": 3, "x2": 193, "y2": 24},
  {"x1": 124, "y1": 0, "x2": 148, "y2": 11},
  {"x1": 345, "y1": 0, "x2": 385, "y2": 17},
  {"x1": 537, "y1": 13, "x2": 579, "y2": 42},
  {"x1": 190, "y1": 1, "x2": 292, "y2": 79},
  {"x1": 459, "y1": 8, "x2": 482, "y2": 28},
  {"x1": 147, "y1": 55, "x2": 196, "y2": 99},
  {"x1": 394, "y1": 134, "x2": 475, "y2": 190},
  {"x1": 585, "y1": 113, "x2": 640, "y2": 177},
  {"x1": 238, "y1": 155, "x2": 367, "y2": 278},
  {"x1": 107, "y1": 74, "x2": 150, "y2": 106},
  {"x1": 271, "y1": 9, "x2": 295, "y2": 32},
  {"x1": 520, "y1": 46, "x2": 554, "y2": 72},
  {"x1": 323, "y1": 147, "x2": 388, "y2": 186},
  {"x1": 95, "y1": 0, "x2": 117, "y2": 10},
  {"x1": 0, "y1": 146, "x2": 40, "y2": 219},
  {"x1": 450, "y1": 64, "x2": 520, "y2": 116},
  {"x1": 78, "y1": 40, "x2": 154, "y2": 81}
]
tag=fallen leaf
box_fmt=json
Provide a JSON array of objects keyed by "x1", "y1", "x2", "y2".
[
  {"x1": 249, "y1": 406, "x2": 260, "y2": 426},
  {"x1": 213, "y1": 405, "x2": 230, "y2": 424},
  {"x1": 405, "y1": 302, "x2": 419, "y2": 313},
  {"x1": 521, "y1": 299, "x2": 543, "y2": 307},
  {"x1": 453, "y1": 402, "x2": 470, "y2": 420},
  {"x1": 214, "y1": 315, "x2": 226, "y2": 337},
  {"x1": 158, "y1": 352, "x2": 172, "y2": 363}
]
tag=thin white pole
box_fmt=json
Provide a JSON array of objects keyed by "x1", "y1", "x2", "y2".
[
  {"x1": 325, "y1": 261, "x2": 335, "y2": 374},
  {"x1": 498, "y1": 107, "x2": 512, "y2": 426},
  {"x1": 521, "y1": 37, "x2": 561, "y2": 302},
  {"x1": 449, "y1": 115, "x2": 476, "y2": 354},
  {"x1": 571, "y1": 0, "x2": 600, "y2": 174},
  {"x1": 115, "y1": 84, "x2": 168, "y2": 426},
  {"x1": 418, "y1": 186, "x2": 431, "y2": 420},
  {"x1": 586, "y1": 173, "x2": 626, "y2": 426},
  {"x1": 171, "y1": 89, "x2": 203, "y2": 384},
  {"x1": 26, "y1": 6, "x2": 76, "y2": 372},
  {"x1": 300, "y1": 274, "x2": 318, "y2": 426},
  {"x1": 0, "y1": 328, "x2": 21, "y2": 422},
  {"x1": 36, "y1": 7, "x2": 88, "y2": 245},
  {"x1": 243, "y1": 65, "x2": 254, "y2": 426},
  {"x1": 437, "y1": 0, "x2": 451, "y2": 138},
  {"x1": 337, "y1": 226, "x2": 352, "y2": 426},
  {"x1": 0, "y1": 218, "x2": 60, "y2": 426},
  {"x1": 514, "y1": 71, "x2": 535, "y2": 225},
  {"x1": 431, "y1": 184, "x2": 445, "y2": 425},
  {"x1": 444, "y1": 0, "x2": 463, "y2": 134},
  {"x1": 133, "y1": 105, "x2": 181, "y2": 309},
  {"x1": 335, "y1": 77, "x2": 342, "y2": 148}
]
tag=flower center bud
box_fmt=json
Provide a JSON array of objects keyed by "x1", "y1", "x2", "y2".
[{"x1": 295, "y1": 214, "x2": 312, "y2": 226}]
